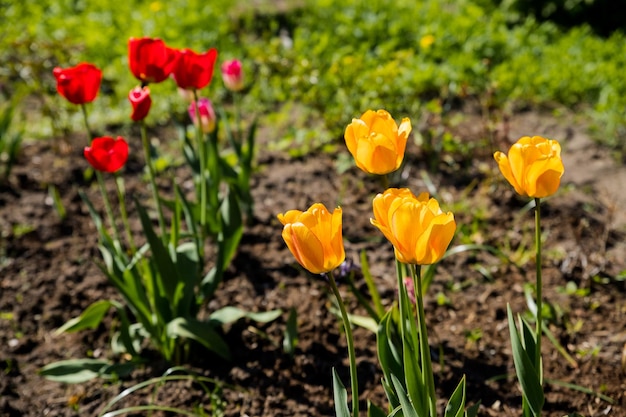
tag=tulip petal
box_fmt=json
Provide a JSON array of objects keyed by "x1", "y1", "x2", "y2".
[
  {"x1": 282, "y1": 223, "x2": 326, "y2": 274},
  {"x1": 494, "y1": 150, "x2": 525, "y2": 196},
  {"x1": 415, "y1": 213, "x2": 456, "y2": 264}
]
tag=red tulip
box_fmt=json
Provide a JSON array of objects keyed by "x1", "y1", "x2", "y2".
[
  {"x1": 84, "y1": 136, "x2": 129, "y2": 173},
  {"x1": 53, "y1": 63, "x2": 102, "y2": 105},
  {"x1": 128, "y1": 86, "x2": 152, "y2": 121},
  {"x1": 128, "y1": 37, "x2": 178, "y2": 84},
  {"x1": 172, "y1": 48, "x2": 218, "y2": 90}
]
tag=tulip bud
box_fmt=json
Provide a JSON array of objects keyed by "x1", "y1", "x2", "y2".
[
  {"x1": 84, "y1": 136, "x2": 129, "y2": 173},
  {"x1": 371, "y1": 188, "x2": 456, "y2": 265},
  {"x1": 188, "y1": 98, "x2": 216, "y2": 133},
  {"x1": 494, "y1": 136, "x2": 564, "y2": 198},
  {"x1": 128, "y1": 86, "x2": 152, "y2": 122},
  {"x1": 52, "y1": 62, "x2": 102, "y2": 105},
  {"x1": 344, "y1": 109, "x2": 412, "y2": 175},
  {"x1": 277, "y1": 203, "x2": 345, "y2": 274},
  {"x1": 221, "y1": 59, "x2": 244, "y2": 92}
]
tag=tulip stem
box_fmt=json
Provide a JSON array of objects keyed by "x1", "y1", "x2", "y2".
[
  {"x1": 534, "y1": 197, "x2": 543, "y2": 386},
  {"x1": 140, "y1": 120, "x2": 167, "y2": 241},
  {"x1": 411, "y1": 264, "x2": 437, "y2": 417},
  {"x1": 80, "y1": 104, "x2": 121, "y2": 244},
  {"x1": 233, "y1": 90, "x2": 243, "y2": 145},
  {"x1": 192, "y1": 90, "x2": 212, "y2": 235},
  {"x1": 328, "y1": 271, "x2": 359, "y2": 417},
  {"x1": 113, "y1": 173, "x2": 136, "y2": 254}
]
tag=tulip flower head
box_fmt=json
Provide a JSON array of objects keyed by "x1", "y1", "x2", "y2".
[
  {"x1": 277, "y1": 203, "x2": 345, "y2": 274},
  {"x1": 221, "y1": 59, "x2": 244, "y2": 92},
  {"x1": 188, "y1": 98, "x2": 217, "y2": 133},
  {"x1": 172, "y1": 47, "x2": 218, "y2": 90},
  {"x1": 344, "y1": 109, "x2": 412, "y2": 175},
  {"x1": 53, "y1": 63, "x2": 102, "y2": 105},
  {"x1": 128, "y1": 37, "x2": 178, "y2": 84},
  {"x1": 371, "y1": 188, "x2": 456, "y2": 265},
  {"x1": 128, "y1": 86, "x2": 152, "y2": 122},
  {"x1": 494, "y1": 136, "x2": 564, "y2": 198},
  {"x1": 84, "y1": 136, "x2": 129, "y2": 173}
]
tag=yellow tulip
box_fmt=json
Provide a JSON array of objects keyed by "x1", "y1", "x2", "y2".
[
  {"x1": 371, "y1": 188, "x2": 456, "y2": 265},
  {"x1": 344, "y1": 109, "x2": 412, "y2": 175},
  {"x1": 494, "y1": 136, "x2": 564, "y2": 198},
  {"x1": 278, "y1": 203, "x2": 345, "y2": 274}
]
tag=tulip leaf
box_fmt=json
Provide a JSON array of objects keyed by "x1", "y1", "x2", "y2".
[
  {"x1": 444, "y1": 375, "x2": 466, "y2": 417},
  {"x1": 39, "y1": 359, "x2": 111, "y2": 384},
  {"x1": 54, "y1": 299, "x2": 112, "y2": 335},
  {"x1": 507, "y1": 305, "x2": 545, "y2": 415},
  {"x1": 209, "y1": 306, "x2": 282, "y2": 326},
  {"x1": 367, "y1": 401, "x2": 387, "y2": 417},
  {"x1": 377, "y1": 308, "x2": 402, "y2": 409},
  {"x1": 332, "y1": 368, "x2": 351, "y2": 417},
  {"x1": 360, "y1": 249, "x2": 384, "y2": 318},
  {"x1": 135, "y1": 198, "x2": 180, "y2": 306},
  {"x1": 166, "y1": 317, "x2": 230, "y2": 360},
  {"x1": 391, "y1": 373, "x2": 420, "y2": 417},
  {"x1": 283, "y1": 307, "x2": 298, "y2": 358}
]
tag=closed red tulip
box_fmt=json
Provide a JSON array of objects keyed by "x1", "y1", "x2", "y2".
[
  {"x1": 53, "y1": 63, "x2": 102, "y2": 105},
  {"x1": 84, "y1": 136, "x2": 129, "y2": 173},
  {"x1": 172, "y1": 48, "x2": 218, "y2": 90},
  {"x1": 128, "y1": 37, "x2": 178, "y2": 84},
  {"x1": 128, "y1": 86, "x2": 152, "y2": 121}
]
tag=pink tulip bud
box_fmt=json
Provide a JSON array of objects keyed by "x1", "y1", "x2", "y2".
[
  {"x1": 188, "y1": 98, "x2": 216, "y2": 133},
  {"x1": 221, "y1": 59, "x2": 244, "y2": 92},
  {"x1": 128, "y1": 86, "x2": 152, "y2": 122}
]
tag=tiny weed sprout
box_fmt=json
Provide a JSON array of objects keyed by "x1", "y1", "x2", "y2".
[{"x1": 42, "y1": 38, "x2": 278, "y2": 383}]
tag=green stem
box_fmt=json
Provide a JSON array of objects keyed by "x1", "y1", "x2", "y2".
[
  {"x1": 192, "y1": 90, "x2": 208, "y2": 231},
  {"x1": 96, "y1": 170, "x2": 122, "y2": 243},
  {"x1": 140, "y1": 120, "x2": 167, "y2": 240},
  {"x1": 233, "y1": 91, "x2": 242, "y2": 145},
  {"x1": 411, "y1": 264, "x2": 437, "y2": 417},
  {"x1": 80, "y1": 104, "x2": 121, "y2": 243},
  {"x1": 113, "y1": 173, "x2": 136, "y2": 254},
  {"x1": 534, "y1": 197, "x2": 543, "y2": 386},
  {"x1": 328, "y1": 271, "x2": 359, "y2": 417}
]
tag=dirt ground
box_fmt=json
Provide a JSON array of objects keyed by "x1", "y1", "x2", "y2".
[{"x1": 0, "y1": 109, "x2": 625, "y2": 416}]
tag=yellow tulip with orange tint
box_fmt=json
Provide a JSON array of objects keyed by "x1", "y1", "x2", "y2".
[
  {"x1": 344, "y1": 109, "x2": 412, "y2": 175},
  {"x1": 371, "y1": 188, "x2": 456, "y2": 265},
  {"x1": 278, "y1": 203, "x2": 345, "y2": 274},
  {"x1": 494, "y1": 136, "x2": 564, "y2": 198}
]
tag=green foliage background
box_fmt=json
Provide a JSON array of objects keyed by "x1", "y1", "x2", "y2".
[{"x1": 1, "y1": 0, "x2": 625, "y2": 153}]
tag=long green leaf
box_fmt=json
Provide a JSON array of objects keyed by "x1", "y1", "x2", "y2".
[
  {"x1": 166, "y1": 317, "x2": 230, "y2": 359},
  {"x1": 209, "y1": 306, "x2": 282, "y2": 325},
  {"x1": 54, "y1": 300, "x2": 112, "y2": 335},
  {"x1": 507, "y1": 305, "x2": 545, "y2": 415},
  {"x1": 367, "y1": 401, "x2": 387, "y2": 417},
  {"x1": 444, "y1": 375, "x2": 466, "y2": 417},
  {"x1": 39, "y1": 359, "x2": 110, "y2": 384},
  {"x1": 377, "y1": 309, "x2": 402, "y2": 409},
  {"x1": 360, "y1": 249, "x2": 384, "y2": 318},
  {"x1": 332, "y1": 368, "x2": 351, "y2": 417},
  {"x1": 391, "y1": 373, "x2": 420, "y2": 417},
  {"x1": 135, "y1": 199, "x2": 179, "y2": 308},
  {"x1": 283, "y1": 307, "x2": 298, "y2": 357}
]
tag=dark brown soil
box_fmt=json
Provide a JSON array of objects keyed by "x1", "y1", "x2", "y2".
[{"x1": 1, "y1": 110, "x2": 625, "y2": 417}]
